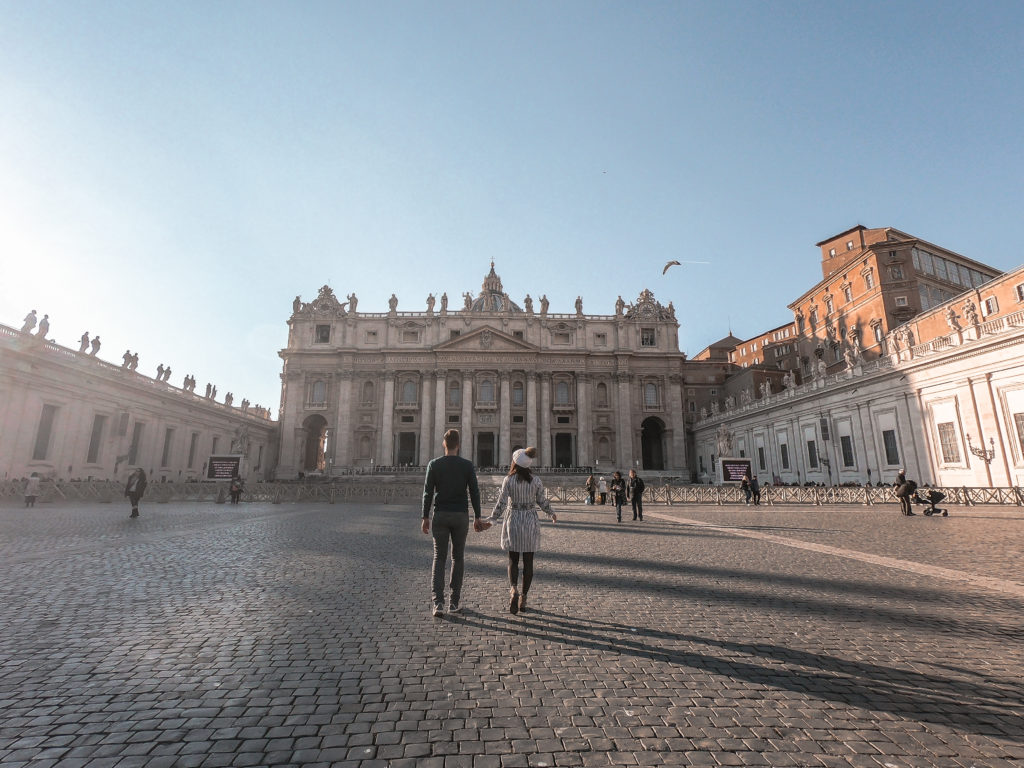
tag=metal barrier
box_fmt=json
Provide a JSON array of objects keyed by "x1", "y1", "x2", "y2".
[{"x1": 3, "y1": 478, "x2": 1022, "y2": 507}]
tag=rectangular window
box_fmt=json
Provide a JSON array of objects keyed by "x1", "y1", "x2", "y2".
[
  {"x1": 553, "y1": 332, "x2": 571, "y2": 344},
  {"x1": 401, "y1": 330, "x2": 419, "y2": 343},
  {"x1": 895, "y1": 296, "x2": 908, "y2": 307},
  {"x1": 983, "y1": 297, "x2": 999, "y2": 316},
  {"x1": 128, "y1": 422, "x2": 145, "y2": 466},
  {"x1": 161, "y1": 428, "x2": 175, "y2": 467},
  {"x1": 513, "y1": 331, "x2": 524, "y2": 340},
  {"x1": 640, "y1": 328, "x2": 656, "y2": 346},
  {"x1": 806, "y1": 440, "x2": 818, "y2": 469},
  {"x1": 32, "y1": 404, "x2": 58, "y2": 461},
  {"x1": 116, "y1": 411, "x2": 130, "y2": 436},
  {"x1": 890, "y1": 265, "x2": 904, "y2": 280},
  {"x1": 1015, "y1": 413, "x2": 1024, "y2": 457},
  {"x1": 780, "y1": 443, "x2": 790, "y2": 470},
  {"x1": 1016, "y1": 284, "x2": 1024, "y2": 303},
  {"x1": 86, "y1": 414, "x2": 107, "y2": 464},
  {"x1": 365, "y1": 331, "x2": 378, "y2": 342},
  {"x1": 937, "y1": 422, "x2": 961, "y2": 463},
  {"x1": 757, "y1": 447, "x2": 766, "y2": 471},
  {"x1": 447, "y1": 414, "x2": 459, "y2": 423},
  {"x1": 211, "y1": 436, "x2": 220, "y2": 455},
  {"x1": 400, "y1": 415, "x2": 414, "y2": 423},
  {"x1": 843, "y1": 286, "x2": 853, "y2": 302},
  {"x1": 825, "y1": 299, "x2": 834, "y2": 315},
  {"x1": 512, "y1": 415, "x2": 524, "y2": 424},
  {"x1": 315, "y1": 324, "x2": 331, "y2": 343},
  {"x1": 450, "y1": 330, "x2": 461, "y2": 339},
  {"x1": 187, "y1": 432, "x2": 199, "y2": 469},
  {"x1": 882, "y1": 429, "x2": 900, "y2": 465},
  {"x1": 840, "y1": 435, "x2": 855, "y2": 468},
  {"x1": 864, "y1": 271, "x2": 875, "y2": 290},
  {"x1": 595, "y1": 333, "x2": 607, "y2": 346}
]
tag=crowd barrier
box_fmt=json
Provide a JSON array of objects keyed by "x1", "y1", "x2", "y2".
[{"x1": 3, "y1": 478, "x2": 1023, "y2": 507}]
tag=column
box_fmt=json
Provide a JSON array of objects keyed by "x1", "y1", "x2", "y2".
[
  {"x1": 277, "y1": 371, "x2": 302, "y2": 478},
  {"x1": 616, "y1": 373, "x2": 634, "y2": 468},
  {"x1": 576, "y1": 373, "x2": 591, "y2": 467},
  {"x1": 668, "y1": 374, "x2": 686, "y2": 472},
  {"x1": 379, "y1": 373, "x2": 395, "y2": 465},
  {"x1": 335, "y1": 372, "x2": 353, "y2": 467},
  {"x1": 433, "y1": 370, "x2": 447, "y2": 457},
  {"x1": 418, "y1": 373, "x2": 433, "y2": 466},
  {"x1": 539, "y1": 374, "x2": 551, "y2": 466},
  {"x1": 526, "y1": 373, "x2": 538, "y2": 452},
  {"x1": 461, "y1": 375, "x2": 474, "y2": 459},
  {"x1": 499, "y1": 372, "x2": 511, "y2": 466}
]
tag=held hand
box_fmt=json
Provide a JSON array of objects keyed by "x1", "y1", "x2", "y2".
[
  {"x1": 550, "y1": 513, "x2": 557, "y2": 524},
  {"x1": 421, "y1": 518, "x2": 430, "y2": 535}
]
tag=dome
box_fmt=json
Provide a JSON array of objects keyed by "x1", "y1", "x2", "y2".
[{"x1": 469, "y1": 262, "x2": 522, "y2": 313}]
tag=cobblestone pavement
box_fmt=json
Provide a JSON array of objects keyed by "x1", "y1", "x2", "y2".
[{"x1": 1, "y1": 500, "x2": 1022, "y2": 767}]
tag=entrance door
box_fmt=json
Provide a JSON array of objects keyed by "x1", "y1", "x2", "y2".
[
  {"x1": 477, "y1": 432, "x2": 495, "y2": 468},
  {"x1": 554, "y1": 433, "x2": 574, "y2": 468},
  {"x1": 641, "y1": 417, "x2": 665, "y2": 470},
  {"x1": 396, "y1": 432, "x2": 417, "y2": 466}
]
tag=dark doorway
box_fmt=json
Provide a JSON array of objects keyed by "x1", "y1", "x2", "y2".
[
  {"x1": 476, "y1": 432, "x2": 495, "y2": 468},
  {"x1": 302, "y1": 415, "x2": 329, "y2": 471},
  {"x1": 554, "y1": 433, "x2": 574, "y2": 467},
  {"x1": 396, "y1": 432, "x2": 417, "y2": 466},
  {"x1": 641, "y1": 417, "x2": 665, "y2": 470}
]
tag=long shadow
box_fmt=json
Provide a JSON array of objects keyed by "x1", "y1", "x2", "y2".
[
  {"x1": 449, "y1": 608, "x2": 1024, "y2": 740},
  {"x1": 548, "y1": 519, "x2": 739, "y2": 538},
  {"x1": 462, "y1": 540, "x2": 1024, "y2": 612}
]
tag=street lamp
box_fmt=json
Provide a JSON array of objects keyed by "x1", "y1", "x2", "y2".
[{"x1": 965, "y1": 434, "x2": 996, "y2": 464}]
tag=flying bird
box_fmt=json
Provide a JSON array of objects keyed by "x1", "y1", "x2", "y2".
[{"x1": 663, "y1": 259, "x2": 710, "y2": 274}]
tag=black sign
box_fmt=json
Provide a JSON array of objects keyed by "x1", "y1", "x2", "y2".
[
  {"x1": 720, "y1": 458, "x2": 752, "y2": 483},
  {"x1": 207, "y1": 455, "x2": 242, "y2": 480}
]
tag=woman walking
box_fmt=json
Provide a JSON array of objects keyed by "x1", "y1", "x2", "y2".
[
  {"x1": 486, "y1": 447, "x2": 557, "y2": 614},
  {"x1": 610, "y1": 470, "x2": 627, "y2": 522}
]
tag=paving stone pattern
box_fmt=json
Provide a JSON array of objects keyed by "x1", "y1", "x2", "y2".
[{"x1": 1, "y1": 500, "x2": 1022, "y2": 767}]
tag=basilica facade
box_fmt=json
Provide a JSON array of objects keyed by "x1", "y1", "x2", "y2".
[{"x1": 276, "y1": 265, "x2": 696, "y2": 478}]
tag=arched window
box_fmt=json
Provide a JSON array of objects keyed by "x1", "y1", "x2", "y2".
[
  {"x1": 596, "y1": 382, "x2": 608, "y2": 407},
  {"x1": 479, "y1": 379, "x2": 495, "y2": 403},
  {"x1": 644, "y1": 382, "x2": 658, "y2": 407},
  {"x1": 512, "y1": 381, "x2": 524, "y2": 406},
  {"x1": 401, "y1": 380, "x2": 417, "y2": 403},
  {"x1": 555, "y1": 381, "x2": 570, "y2": 405},
  {"x1": 311, "y1": 380, "x2": 327, "y2": 405},
  {"x1": 361, "y1": 380, "x2": 374, "y2": 404},
  {"x1": 448, "y1": 381, "x2": 461, "y2": 407}
]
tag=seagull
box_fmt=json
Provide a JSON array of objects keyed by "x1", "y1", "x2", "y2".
[{"x1": 663, "y1": 259, "x2": 710, "y2": 274}]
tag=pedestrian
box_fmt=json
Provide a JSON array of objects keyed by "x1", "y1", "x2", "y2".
[
  {"x1": 125, "y1": 468, "x2": 147, "y2": 518},
  {"x1": 628, "y1": 469, "x2": 645, "y2": 520},
  {"x1": 750, "y1": 474, "x2": 761, "y2": 506},
  {"x1": 24, "y1": 472, "x2": 42, "y2": 508},
  {"x1": 585, "y1": 474, "x2": 596, "y2": 505},
  {"x1": 598, "y1": 475, "x2": 608, "y2": 505},
  {"x1": 485, "y1": 447, "x2": 557, "y2": 614},
  {"x1": 229, "y1": 475, "x2": 244, "y2": 504},
  {"x1": 421, "y1": 429, "x2": 484, "y2": 617},
  {"x1": 740, "y1": 473, "x2": 752, "y2": 505},
  {"x1": 609, "y1": 470, "x2": 627, "y2": 522},
  {"x1": 894, "y1": 469, "x2": 916, "y2": 516}
]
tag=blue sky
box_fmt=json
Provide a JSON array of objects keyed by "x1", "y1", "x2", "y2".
[{"x1": 2, "y1": 1, "x2": 1022, "y2": 415}]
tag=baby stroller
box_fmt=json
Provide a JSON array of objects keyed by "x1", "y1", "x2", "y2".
[{"x1": 913, "y1": 488, "x2": 948, "y2": 516}]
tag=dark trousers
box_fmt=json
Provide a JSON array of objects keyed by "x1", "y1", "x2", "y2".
[
  {"x1": 631, "y1": 494, "x2": 643, "y2": 519},
  {"x1": 899, "y1": 495, "x2": 912, "y2": 515},
  {"x1": 615, "y1": 496, "x2": 624, "y2": 521},
  {"x1": 431, "y1": 510, "x2": 470, "y2": 608},
  {"x1": 127, "y1": 492, "x2": 143, "y2": 516}
]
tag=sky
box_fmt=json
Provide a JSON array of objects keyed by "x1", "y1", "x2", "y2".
[{"x1": 2, "y1": 1, "x2": 1022, "y2": 416}]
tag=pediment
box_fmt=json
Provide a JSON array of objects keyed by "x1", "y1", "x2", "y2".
[{"x1": 434, "y1": 326, "x2": 537, "y2": 352}]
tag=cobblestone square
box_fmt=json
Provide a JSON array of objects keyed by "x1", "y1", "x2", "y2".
[{"x1": 1, "y1": 500, "x2": 1022, "y2": 767}]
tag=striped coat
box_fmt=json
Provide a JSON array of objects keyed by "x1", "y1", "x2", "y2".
[{"x1": 487, "y1": 474, "x2": 556, "y2": 552}]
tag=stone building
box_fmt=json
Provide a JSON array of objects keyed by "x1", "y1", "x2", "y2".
[
  {"x1": 694, "y1": 240, "x2": 1024, "y2": 488},
  {"x1": 277, "y1": 265, "x2": 694, "y2": 478},
  {"x1": 0, "y1": 324, "x2": 277, "y2": 483}
]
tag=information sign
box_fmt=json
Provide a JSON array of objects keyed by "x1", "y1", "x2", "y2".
[
  {"x1": 207, "y1": 455, "x2": 242, "y2": 480},
  {"x1": 719, "y1": 458, "x2": 752, "y2": 483}
]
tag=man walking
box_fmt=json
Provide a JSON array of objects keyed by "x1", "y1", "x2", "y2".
[
  {"x1": 627, "y1": 469, "x2": 645, "y2": 521},
  {"x1": 421, "y1": 429, "x2": 484, "y2": 617}
]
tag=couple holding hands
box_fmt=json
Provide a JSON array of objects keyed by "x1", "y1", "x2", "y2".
[{"x1": 421, "y1": 429, "x2": 557, "y2": 618}]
